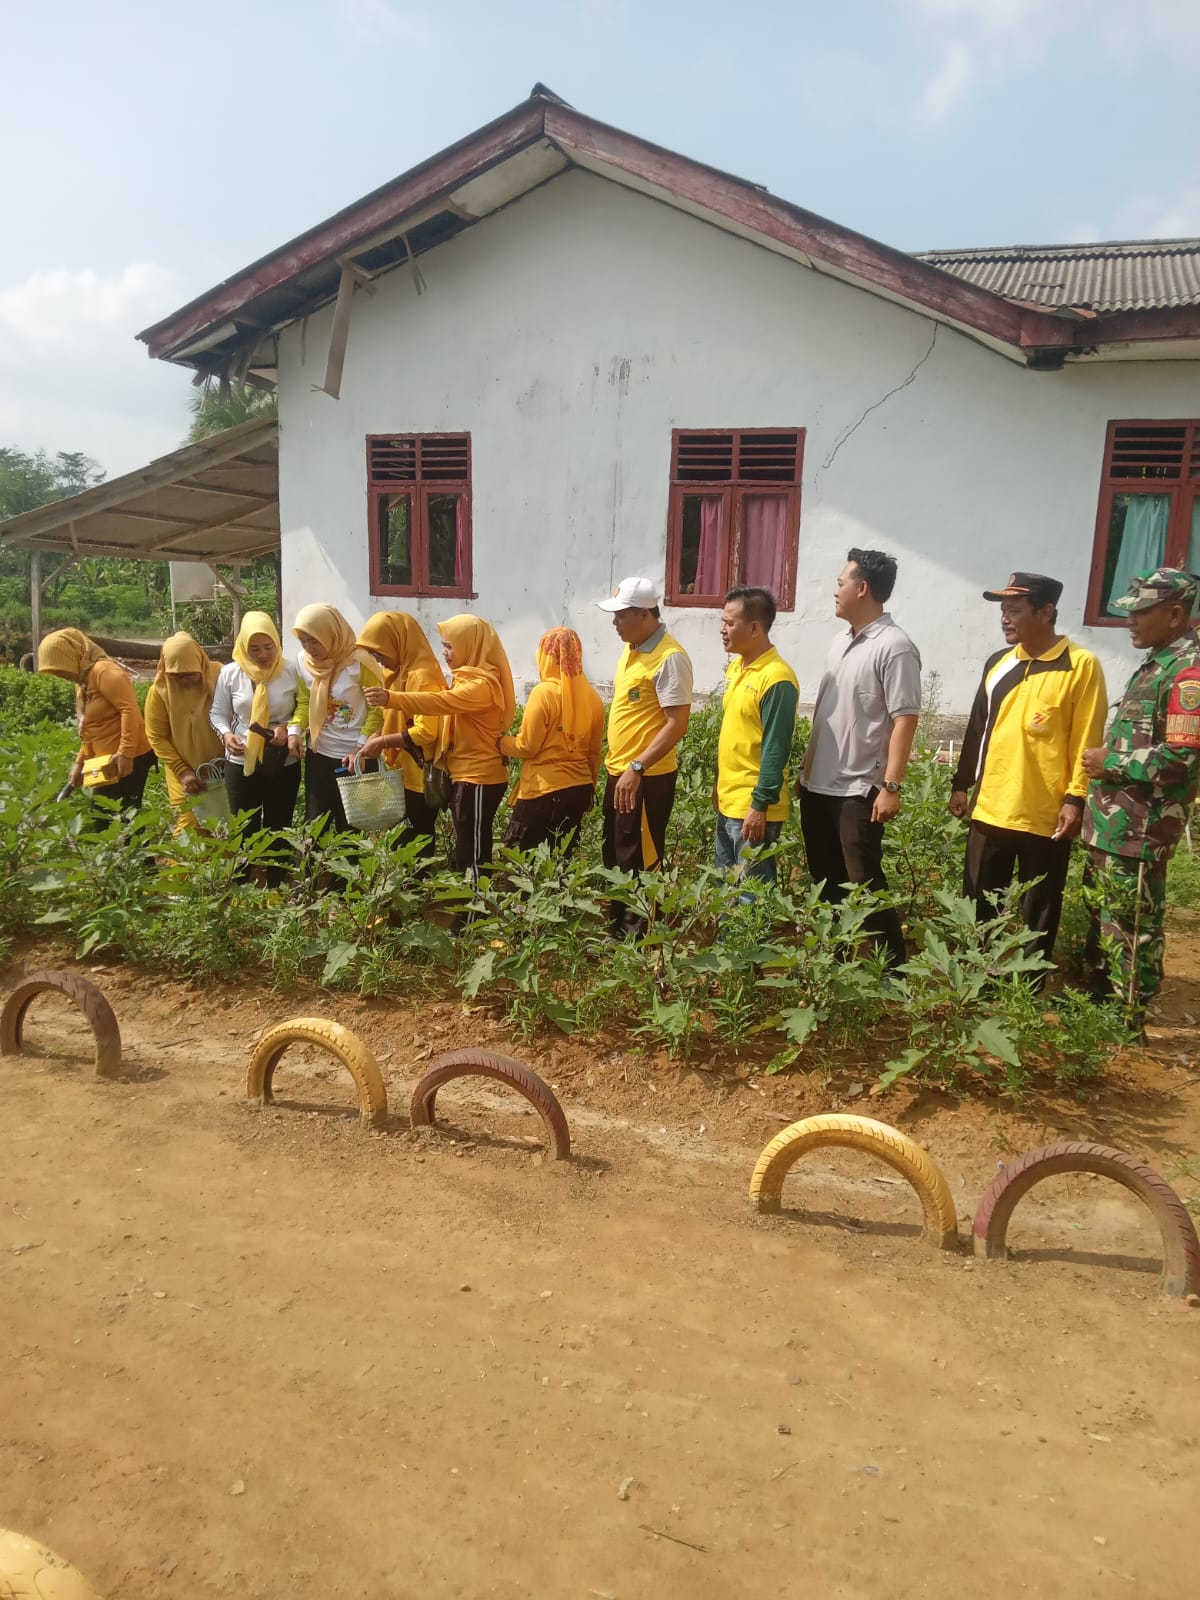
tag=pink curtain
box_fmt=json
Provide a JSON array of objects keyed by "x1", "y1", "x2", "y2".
[
  {"x1": 695, "y1": 496, "x2": 723, "y2": 595},
  {"x1": 741, "y1": 495, "x2": 787, "y2": 596}
]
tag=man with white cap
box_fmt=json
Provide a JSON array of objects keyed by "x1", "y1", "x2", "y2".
[{"x1": 596, "y1": 576, "x2": 694, "y2": 934}]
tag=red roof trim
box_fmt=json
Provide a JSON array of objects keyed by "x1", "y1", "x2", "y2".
[
  {"x1": 139, "y1": 98, "x2": 549, "y2": 359},
  {"x1": 542, "y1": 104, "x2": 1051, "y2": 350},
  {"x1": 139, "y1": 92, "x2": 1200, "y2": 366}
]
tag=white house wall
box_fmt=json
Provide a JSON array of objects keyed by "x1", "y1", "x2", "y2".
[{"x1": 276, "y1": 169, "x2": 1200, "y2": 713}]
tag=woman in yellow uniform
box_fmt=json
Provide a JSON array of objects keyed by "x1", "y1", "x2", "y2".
[
  {"x1": 292, "y1": 604, "x2": 383, "y2": 832},
  {"x1": 144, "y1": 631, "x2": 224, "y2": 829},
  {"x1": 498, "y1": 627, "x2": 604, "y2": 856},
  {"x1": 37, "y1": 627, "x2": 155, "y2": 810},
  {"x1": 352, "y1": 611, "x2": 447, "y2": 859},
  {"x1": 363, "y1": 613, "x2": 514, "y2": 881}
]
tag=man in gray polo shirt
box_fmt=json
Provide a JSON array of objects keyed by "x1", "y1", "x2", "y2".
[{"x1": 798, "y1": 547, "x2": 922, "y2": 968}]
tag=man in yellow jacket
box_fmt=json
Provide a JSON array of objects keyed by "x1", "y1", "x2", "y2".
[
  {"x1": 597, "y1": 576, "x2": 693, "y2": 935},
  {"x1": 950, "y1": 571, "x2": 1107, "y2": 964},
  {"x1": 716, "y1": 587, "x2": 799, "y2": 886}
]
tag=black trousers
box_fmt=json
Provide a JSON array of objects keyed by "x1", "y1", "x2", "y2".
[
  {"x1": 90, "y1": 749, "x2": 156, "y2": 818},
  {"x1": 225, "y1": 756, "x2": 302, "y2": 886},
  {"x1": 401, "y1": 785, "x2": 443, "y2": 864},
  {"x1": 798, "y1": 786, "x2": 906, "y2": 969},
  {"x1": 503, "y1": 783, "x2": 593, "y2": 857},
  {"x1": 449, "y1": 780, "x2": 507, "y2": 876},
  {"x1": 304, "y1": 749, "x2": 378, "y2": 833},
  {"x1": 963, "y1": 819, "x2": 1071, "y2": 964},
  {"x1": 224, "y1": 755, "x2": 302, "y2": 832},
  {"x1": 601, "y1": 771, "x2": 678, "y2": 874}
]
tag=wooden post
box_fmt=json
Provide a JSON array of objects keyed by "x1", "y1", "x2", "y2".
[
  {"x1": 29, "y1": 549, "x2": 42, "y2": 660},
  {"x1": 229, "y1": 563, "x2": 243, "y2": 638}
]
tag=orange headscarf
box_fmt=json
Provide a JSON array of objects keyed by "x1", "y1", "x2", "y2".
[
  {"x1": 536, "y1": 627, "x2": 602, "y2": 753},
  {"x1": 437, "y1": 614, "x2": 515, "y2": 729},
  {"x1": 150, "y1": 631, "x2": 222, "y2": 773},
  {"x1": 37, "y1": 628, "x2": 111, "y2": 715},
  {"x1": 357, "y1": 611, "x2": 448, "y2": 765},
  {"x1": 293, "y1": 603, "x2": 374, "y2": 745}
]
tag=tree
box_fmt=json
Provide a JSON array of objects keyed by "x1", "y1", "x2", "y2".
[
  {"x1": 1, "y1": 447, "x2": 107, "y2": 653},
  {"x1": 0, "y1": 447, "x2": 104, "y2": 520},
  {"x1": 187, "y1": 381, "x2": 277, "y2": 442}
]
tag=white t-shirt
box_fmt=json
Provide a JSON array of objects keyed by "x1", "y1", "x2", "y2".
[
  {"x1": 296, "y1": 656, "x2": 376, "y2": 760},
  {"x1": 210, "y1": 660, "x2": 302, "y2": 768}
]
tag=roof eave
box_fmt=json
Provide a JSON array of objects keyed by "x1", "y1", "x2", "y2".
[
  {"x1": 141, "y1": 94, "x2": 1197, "y2": 377},
  {"x1": 137, "y1": 95, "x2": 551, "y2": 362}
]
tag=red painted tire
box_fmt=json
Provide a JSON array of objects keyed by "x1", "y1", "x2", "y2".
[
  {"x1": 973, "y1": 1141, "x2": 1200, "y2": 1299},
  {"x1": 0, "y1": 969, "x2": 121, "y2": 1079},
  {"x1": 409, "y1": 1049, "x2": 571, "y2": 1161}
]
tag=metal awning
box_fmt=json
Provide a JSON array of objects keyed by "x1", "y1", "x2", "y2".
[{"x1": 0, "y1": 416, "x2": 279, "y2": 566}]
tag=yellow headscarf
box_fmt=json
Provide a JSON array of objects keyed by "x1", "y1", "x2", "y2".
[
  {"x1": 232, "y1": 610, "x2": 285, "y2": 776},
  {"x1": 536, "y1": 627, "x2": 602, "y2": 753},
  {"x1": 292, "y1": 603, "x2": 374, "y2": 744},
  {"x1": 37, "y1": 629, "x2": 109, "y2": 710},
  {"x1": 151, "y1": 631, "x2": 222, "y2": 773},
  {"x1": 356, "y1": 611, "x2": 448, "y2": 766},
  {"x1": 437, "y1": 614, "x2": 516, "y2": 729}
]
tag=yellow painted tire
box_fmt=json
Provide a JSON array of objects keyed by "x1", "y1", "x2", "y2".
[
  {"x1": 0, "y1": 1528, "x2": 105, "y2": 1598},
  {"x1": 749, "y1": 1113, "x2": 959, "y2": 1250},
  {"x1": 246, "y1": 1017, "x2": 388, "y2": 1130}
]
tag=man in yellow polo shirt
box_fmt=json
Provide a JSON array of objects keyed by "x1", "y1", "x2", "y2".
[
  {"x1": 716, "y1": 586, "x2": 799, "y2": 886},
  {"x1": 949, "y1": 570, "x2": 1107, "y2": 965},
  {"x1": 597, "y1": 575, "x2": 693, "y2": 935}
]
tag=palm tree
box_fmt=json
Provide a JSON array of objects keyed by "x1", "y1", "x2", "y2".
[{"x1": 187, "y1": 382, "x2": 277, "y2": 442}]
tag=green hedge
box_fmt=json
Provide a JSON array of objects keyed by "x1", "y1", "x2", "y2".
[{"x1": 0, "y1": 666, "x2": 76, "y2": 732}]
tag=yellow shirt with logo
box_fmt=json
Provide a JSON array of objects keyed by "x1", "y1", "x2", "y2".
[
  {"x1": 953, "y1": 637, "x2": 1107, "y2": 837},
  {"x1": 606, "y1": 629, "x2": 691, "y2": 776},
  {"x1": 717, "y1": 646, "x2": 800, "y2": 822}
]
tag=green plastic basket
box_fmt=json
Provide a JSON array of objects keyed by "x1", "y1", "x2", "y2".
[{"x1": 190, "y1": 760, "x2": 230, "y2": 824}]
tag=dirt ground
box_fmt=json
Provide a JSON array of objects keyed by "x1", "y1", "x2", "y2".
[{"x1": 3, "y1": 924, "x2": 1200, "y2": 1599}]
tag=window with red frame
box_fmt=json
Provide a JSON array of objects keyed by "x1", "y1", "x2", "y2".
[
  {"x1": 1087, "y1": 420, "x2": 1200, "y2": 623},
  {"x1": 665, "y1": 429, "x2": 804, "y2": 608},
  {"x1": 367, "y1": 433, "x2": 472, "y2": 597}
]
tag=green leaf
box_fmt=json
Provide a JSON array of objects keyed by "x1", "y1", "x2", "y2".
[
  {"x1": 462, "y1": 947, "x2": 497, "y2": 1000},
  {"x1": 780, "y1": 1005, "x2": 818, "y2": 1047},
  {"x1": 965, "y1": 1017, "x2": 1021, "y2": 1067},
  {"x1": 879, "y1": 1048, "x2": 927, "y2": 1089},
  {"x1": 26, "y1": 868, "x2": 70, "y2": 892},
  {"x1": 540, "y1": 998, "x2": 578, "y2": 1033},
  {"x1": 320, "y1": 941, "x2": 359, "y2": 984}
]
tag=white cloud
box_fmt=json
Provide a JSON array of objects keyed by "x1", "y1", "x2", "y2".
[
  {"x1": 336, "y1": 0, "x2": 428, "y2": 43},
  {"x1": 0, "y1": 263, "x2": 196, "y2": 477},
  {"x1": 1150, "y1": 184, "x2": 1200, "y2": 238},
  {"x1": 908, "y1": 0, "x2": 1200, "y2": 126},
  {"x1": 914, "y1": 41, "x2": 974, "y2": 126}
]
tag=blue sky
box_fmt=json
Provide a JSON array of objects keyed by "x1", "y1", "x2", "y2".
[{"x1": 2, "y1": 0, "x2": 1197, "y2": 476}]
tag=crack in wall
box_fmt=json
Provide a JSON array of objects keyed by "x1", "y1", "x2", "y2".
[{"x1": 820, "y1": 325, "x2": 939, "y2": 476}]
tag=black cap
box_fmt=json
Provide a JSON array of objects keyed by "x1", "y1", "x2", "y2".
[{"x1": 982, "y1": 571, "x2": 1063, "y2": 607}]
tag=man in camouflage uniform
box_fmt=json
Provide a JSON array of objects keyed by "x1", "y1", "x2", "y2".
[{"x1": 1081, "y1": 568, "x2": 1200, "y2": 1029}]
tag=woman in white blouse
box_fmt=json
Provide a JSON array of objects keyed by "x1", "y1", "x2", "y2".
[
  {"x1": 210, "y1": 612, "x2": 303, "y2": 863},
  {"x1": 292, "y1": 603, "x2": 383, "y2": 831}
]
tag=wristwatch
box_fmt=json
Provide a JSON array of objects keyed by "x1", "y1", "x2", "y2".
[
  {"x1": 883, "y1": 780, "x2": 902, "y2": 794},
  {"x1": 630, "y1": 760, "x2": 645, "y2": 775}
]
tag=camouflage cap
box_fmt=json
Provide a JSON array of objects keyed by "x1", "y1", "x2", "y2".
[{"x1": 1111, "y1": 567, "x2": 1199, "y2": 613}]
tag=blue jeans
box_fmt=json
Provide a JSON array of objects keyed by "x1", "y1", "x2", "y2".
[{"x1": 715, "y1": 812, "x2": 783, "y2": 885}]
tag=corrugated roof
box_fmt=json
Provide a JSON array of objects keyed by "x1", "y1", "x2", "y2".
[
  {"x1": 915, "y1": 238, "x2": 1200, "y2": 313},
  {"x1": 0, "y1": 418, "x2": 279, "y2": 565}
]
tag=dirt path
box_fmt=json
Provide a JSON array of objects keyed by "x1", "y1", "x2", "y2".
[{"x1": 3, "y1": 940, "x2": 1200, "y2": 1599}]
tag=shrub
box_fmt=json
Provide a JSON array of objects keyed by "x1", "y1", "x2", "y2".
[{"x1": 0, "y1": 666, "x2": 76, "y2": 732}]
